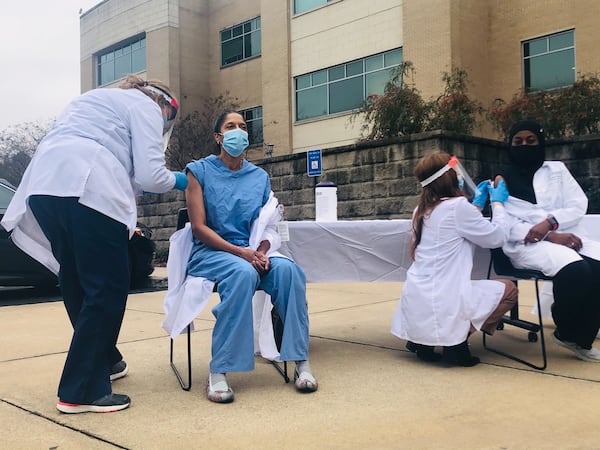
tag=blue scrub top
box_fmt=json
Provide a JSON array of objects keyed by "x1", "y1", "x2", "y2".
[{"x1": 186, "y1": 155, "x2": 270, "y2": 247}]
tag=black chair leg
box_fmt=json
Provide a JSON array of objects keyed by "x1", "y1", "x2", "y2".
[
  {"x1": 271, "y1": 307, "x2": 289, "y2": 383},
  {"x1": 270, "y1": 360, "x2": 290, "y2": 383},
  {"x1": 169, "y1": 323, "x2": 192, "y2": 391},
  {"x1": 483, "y1": 280, "x2": 547, "y2": 370}
]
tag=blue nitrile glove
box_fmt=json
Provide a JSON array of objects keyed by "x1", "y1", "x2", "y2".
[
  {"x1": 173, "y1": 171, "x2": 188, "y2": 191},
  {"x1": 472, "y1": 180, "x2": 490, "y2": 209},
  {"x1": 490, "y1": 179, "x2": 509, "y2": 204}
]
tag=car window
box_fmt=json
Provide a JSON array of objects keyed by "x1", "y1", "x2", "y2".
[{"x1": 0, "y1": 183, "x2": 15, "y2": 211}]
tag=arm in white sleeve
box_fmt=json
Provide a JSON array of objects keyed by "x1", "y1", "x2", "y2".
[
  {"x1": 262, "y1": 223, "x2": 281, "y2": 254},
  {"x1": 129, "y1": 101, "x2": 176, "y2": 193},
  {"x1": 547, "y1": 163, "x2": 587, "y2": 229},
  {"x1": 507, "y1": 217, "x2": 534, "y2": 243},
  {"x1": 455, "y1": 198, "x2": 509, "y2": 249}
]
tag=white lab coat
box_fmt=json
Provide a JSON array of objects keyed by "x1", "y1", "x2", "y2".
[
  {"x1": 502, "y1": 161, "x2": 600, "y2": 277},
  {"x1": 391, "y1": 197, "x2": 509, "y2": 346},
  {"x1": 0, "y1": 88, "x2": 176, "y2": 274},
  {"x1": 162, "y1": 192, "x2": 284, "y2": 361}
]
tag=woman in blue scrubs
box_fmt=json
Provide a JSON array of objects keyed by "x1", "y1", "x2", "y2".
[{"x1": 184, "y1": 110, "x2": 318, "y2": 403}]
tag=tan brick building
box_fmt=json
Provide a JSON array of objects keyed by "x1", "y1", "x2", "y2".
[{"x1": 80, "y1": 0, "x2": 600, "y2": 159}]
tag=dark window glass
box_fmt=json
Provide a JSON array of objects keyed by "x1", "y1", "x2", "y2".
[
  {"x1": 97, "y1": 34, "x2": 146, "y2": 86},
  {"x1": 221, "y1": 17, "x2": 261, "y2": 67},
  {"x1": 365, "y1": 55, "x2": 383, "y2": 72},
  {"x1": 296, "y1": 85, "x2": 328, "y2": 120},
  {"x1": 346, "y1": 61, "x2": 363, "y2": 77},
  {"x1": 114, "y1": 55, "x2": 129, "y2": 80},
  {"x1": 294, "y1": 0, "x2": 328, "y2": 14},
  {"x1": 366, "y1": 68, "x2": 393, "y2": 96},
  {"x1": 222, "y1": 38, "x2": 244, "y2": 65},
  {"x1": 131, "y1": 48, "x2": 146, "y2": 73},
  {"x1": 525, "y1": 48, "x2": 575, "y2": 91},
  {"x1": 241, "y1": 106, "x2": 263, "y2": 145},
  {"x1": 523, "y1": 30, "x2": 574, "y2": 91},
  {"x1": 246, "y1": 31, "x2": 261, "y2": 58},
  {"x1": 312, "y1": 70, "x2": 327, "y2": 85},
  {"x1": 384, "y1": 48, "x2": 403, "y2": 67},
  {"x1": 232, "y1": 25, "x2": 243, "y2": 37},
  {"x1": 294, "y1": 48, "x2": 402, "y2": 121},
  {"x1": 329, "y1": 66, "x2": 345, "y2": 82},
  {"x1": 99, "y1": 60, "x2": 114, "y2": 86},
  {"x1": 329, "y1": 77, "x2": 363, "y2": 114},
  {"x1": 296, "y1": 74, "x2": 311, "y2": 90}
]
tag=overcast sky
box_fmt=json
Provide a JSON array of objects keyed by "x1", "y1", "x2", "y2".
[{"x1": 0, "y1": 0, "x2": 101, "y2": 131}]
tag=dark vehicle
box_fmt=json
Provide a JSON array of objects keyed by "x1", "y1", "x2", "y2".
[{"x1": 0, "y1": 179, "x2": 155, "y2": 288}]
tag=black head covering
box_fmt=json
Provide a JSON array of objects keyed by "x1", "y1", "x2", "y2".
[
  {"x1": 508, "y1": 119, "x2": 545, "y2": 149},
  {"x1": 503, "y1": 119, "x2": 546, "y2": 203}
]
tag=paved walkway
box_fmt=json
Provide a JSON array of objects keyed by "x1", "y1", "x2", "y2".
[{"x1": 1, "y1": 270, "x2": 599, "y2": 449}]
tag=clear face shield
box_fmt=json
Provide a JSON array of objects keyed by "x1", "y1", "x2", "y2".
[
  {"x1": 145, "y1": 84, "x2": 179, "y2": 151},
  {"x1": 420, "y1": 155, "x2": 481, "y2": 200},
  {"x1": 162, "y1": 113, "x2": 176, "y2": 151}
]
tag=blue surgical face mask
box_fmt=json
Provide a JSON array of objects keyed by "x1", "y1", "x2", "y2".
[{"x1": 221, "y1": 128, "x2": 249, "y2": 157}]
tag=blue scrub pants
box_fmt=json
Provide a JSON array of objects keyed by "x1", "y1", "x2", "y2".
[
  {"x1": 29, "y1": 196, "x2": 129, "y2": 404},
  {"x1": 188, "y1": 249, "x2": 309, "y2": 373}
]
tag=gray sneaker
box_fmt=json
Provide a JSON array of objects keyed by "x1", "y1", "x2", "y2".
[
  {"x1": 552, "y1": 332, "x2": 600, "y2": 362},
  {"x1": 110, "y1": 360, "x2": 128, "y2": 381}
]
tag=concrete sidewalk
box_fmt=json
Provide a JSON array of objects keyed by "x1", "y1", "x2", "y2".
[{"x1": 1, "y1": 270, "x2": 599, "y2": 449}]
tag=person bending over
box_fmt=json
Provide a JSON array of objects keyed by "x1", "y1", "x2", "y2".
[{"x1": 1, "y1": 74, "x2": 187, "y2": 413}]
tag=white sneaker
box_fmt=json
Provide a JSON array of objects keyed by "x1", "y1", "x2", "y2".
[
  {"x1": 552, "y1": 332, "x2": 600, "y2": 362},
  {"x1": 206, "y1": 373, "x2": 234, "y2": 403}
]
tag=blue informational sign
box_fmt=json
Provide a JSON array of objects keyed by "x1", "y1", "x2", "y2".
[{"x1": 307, "y1": 149, "x2": 322, "y2": 177}]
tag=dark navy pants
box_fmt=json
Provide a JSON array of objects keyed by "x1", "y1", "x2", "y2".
[
  {"x1": 29, "y1": 196, "x2": 129, "y2": 404},
  {"x1": 552, "y1": 256, "x2": 600, "y2": 349}
]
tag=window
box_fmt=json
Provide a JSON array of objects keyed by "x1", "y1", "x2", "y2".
[
  {"x1": 221, "y1": 17, "x2": 261, "y2": 67},
  {"x1": 295, "y1": 48, "x2": 402, "y2": 121},
  {"x1": 0, "y1": 181, "x2": 15, "y2": 212},
  {"x1": 241, "y1": 106, "x2": 263, "y2": 145},
  {"x1": 523, "y1": 30, "x2": 575, "y2": 92},
  {"x1": 293, "y1": 0, "x2": 335, "y2": 14},
  {"x1": 97, "y1": 35, "x2": 146, "y2": 86}
]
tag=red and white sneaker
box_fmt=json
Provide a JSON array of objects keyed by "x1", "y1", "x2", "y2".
[{"x1": 56, "y1": 393, "x2": 131, "y2": 414}]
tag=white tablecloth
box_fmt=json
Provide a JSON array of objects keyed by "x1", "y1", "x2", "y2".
[{"x1": 278, "y1": 216, "x2": 600, "y2": 283}]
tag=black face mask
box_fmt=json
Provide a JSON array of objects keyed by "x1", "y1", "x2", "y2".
[{"x1": 509, "y1": 144, "x2": 545, "y2": 171}]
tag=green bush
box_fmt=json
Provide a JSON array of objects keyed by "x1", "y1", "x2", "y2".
[
  {"x1": 351, "y1": 62, "x2": 430, "y2": 141},
  {"x1": 428, "y1": 68, "x2": 483, "y2": 135},
  {"x1": 488, "y1": 73, "x2": 600, "y2": 139},
  {"x1": 353, "y1": 62, "x2": 600, "y2": 142},
  {"x1": 352, "y1": 63, "x2": 482, "y2": 140}
]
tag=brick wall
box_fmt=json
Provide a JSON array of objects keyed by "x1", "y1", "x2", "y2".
[{"x1": 138, "y1": 131, "x2": 600, "y2": 254}]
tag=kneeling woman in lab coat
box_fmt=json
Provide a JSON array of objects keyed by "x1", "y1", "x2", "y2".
[{"x1": 391, "y1": 152, "x2": 518, "y2": 366}]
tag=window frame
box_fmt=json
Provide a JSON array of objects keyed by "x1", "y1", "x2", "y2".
[
  {"x1": 96, "y1": 33, "x2": 146, "y2": 87},
  {"x1": 294, "y1": 48, "x2": 403, "y2": 122},
  {"x1": 522, "y1": 29, "x2": 575, "y2": 92},
  {"x1": 240, "y1": 105, "x2": 263, "y2": 146},
  {"x1": 220, "y1": 17, "x2": 262, "y2": 68},
  {"x1": 293, "y1": 0, "x2": 337, "y2": 15}
]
